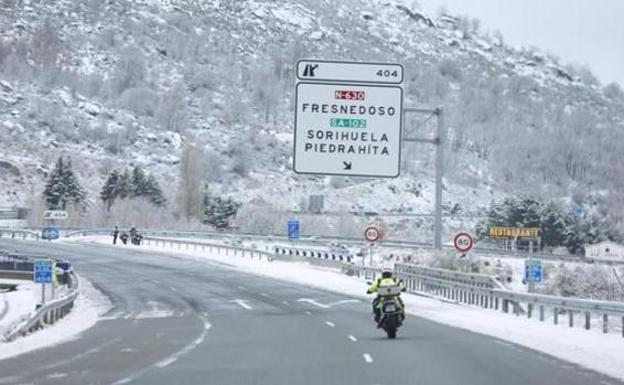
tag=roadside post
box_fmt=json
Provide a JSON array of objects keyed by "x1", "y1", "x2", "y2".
[
  {"x1": 34, "y1": 259, "x2": 54, "y2": 305},
  {"x1": 453, "y1": 232, "x2": 473, "y2": 271},
  {"x1": 525, "y1": 258, "x2": 543, "y2": 293},
  {"x1": 364, "y1": 225, "x2": 382, "y2": 266}
]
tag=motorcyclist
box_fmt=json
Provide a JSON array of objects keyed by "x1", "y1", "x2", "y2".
[{"x1": 366, "y1": 269, "x2": 406, "y2": 324}]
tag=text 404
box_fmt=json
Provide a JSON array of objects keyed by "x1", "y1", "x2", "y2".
[{"x1": 376, "y1": 69, "x2": 399, "y2": 78}]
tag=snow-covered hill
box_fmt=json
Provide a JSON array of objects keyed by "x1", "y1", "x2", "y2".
[{"x1": 0, "y1": 0, "x2": 623, "y2": 236}]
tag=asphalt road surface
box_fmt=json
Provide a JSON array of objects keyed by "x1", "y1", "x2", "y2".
[{"x1": 0, "y1": 239, "x2": 621, "y2": 385}]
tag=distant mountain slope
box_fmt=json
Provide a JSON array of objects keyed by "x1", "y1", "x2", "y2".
[{"x1": 0, "y1": 0, "x2": 622, "y2": 233}]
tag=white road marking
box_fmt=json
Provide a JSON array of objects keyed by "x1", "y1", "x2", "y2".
[
  {"x1": 100, "y1": 311, "x2": 124, "y2": 320},
  {"x1": 46, "y1": 373, "x2": 68, "y2": 379},
  {"x1": 282, "y1": 301, "x2": 290, "y2": 306},
  {"x1": 298, "y1": 298, "x2": 329, "y2": 308},
  {"x1": 305, "y1": 311, "x2": 312, "y2": 315},
  {"x1": 324, "y1": 321, "x2": 335, "y2": 327},
  {"x1": 297, "y1": 298, "x2": 360, "y2": 309},
  {"x1": 168, "y1": 286, "x2": 178, "y2": 292},
  {"x1": 237, "y1": 285, "x2": 246, "y2": 290},
  {"x1": 231, "y1": 299, "x2": 253, "y2": 310},
  {"x1": 348, "y1": 335, "x2": 358, "y2": 342},
  {"x1": 363, "y1": 353, "x2": 374, "y2": 363},
  {"x1": 111, "y1": 318, "x2": 212, "y2": 384},
  {"x1": 155, "y1": 321, "x2": 212, "y2": 368},
  {"x1": 40, "y1": 338, "x2": 122, "y2": 371},
  {"x1": 260, "y1": 293, "x2": 270, "y2": 298}
]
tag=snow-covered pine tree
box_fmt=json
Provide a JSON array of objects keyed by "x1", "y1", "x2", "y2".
[
  {"x1": 43, "y1": 156, "x2": 67, "y2": 209},
  {"x1": 131, "y1": 166, "x2": 148, "y2": 198},
  {"x1": 144, "y1": 174, "x2": 167, "y2": 207},
  {"x1": 42, "y1": 156, "x2": 86, "y2": 209},
  {"x1": 539, "y1": 201, "x2": 570, "y2": 248},
  {"x1": 62, "y1": 158, "x2": 86, "y2": 206},
  {"x1": 100, "y1": 169, "x2": 121, "y2": 210},
  {"x1": 117, "y1": 169, "x2": 132, "y2": 199},
  {"x1": 202, "y1": 192, "x2": 217, "y2": 226},
  {"x1": 202, "y1": 193, "x2": 240, "y2": 229}
]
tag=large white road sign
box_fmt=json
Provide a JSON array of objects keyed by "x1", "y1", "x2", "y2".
[{"x1": 294, "y1": 81, "x2": 403, "y2": 177}]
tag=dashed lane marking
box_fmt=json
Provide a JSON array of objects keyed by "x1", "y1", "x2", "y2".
[
  {"x1": 348, "y1": 335, "x2": 358, "y2": 342},
  {"x1": 324, "y1": 321, "x2": 335, "y2": 327},
  {"x1": 363, "y1": 353, "x2": 373, "y2": 363},
  {"x1": 231, "y1": 299, "x2": 253, "y2": 310}
]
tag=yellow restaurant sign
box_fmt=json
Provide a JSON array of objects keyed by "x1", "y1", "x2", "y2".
[{"x1": 488, "y1": 226, "x2": 540, "y2": 238}]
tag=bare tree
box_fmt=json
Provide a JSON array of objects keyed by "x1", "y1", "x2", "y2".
[{"x1": 176, "y1": 141, "x2": 205, "y2": 221}]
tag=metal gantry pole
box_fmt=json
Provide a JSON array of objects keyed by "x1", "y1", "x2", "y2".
[
  {"x1": 403, "y1": 107, "x2": 445, "y2": 250},
  {"x1": 434, "y1": 108, "x2": 445, "y2": 250}
]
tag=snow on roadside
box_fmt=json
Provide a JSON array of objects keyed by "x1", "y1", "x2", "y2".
[
  {"x1": 70, "y1": 235, "x2": 624, "y2": 381},
  {"x1": 0, "y1": 275, "x2": 111, "y2": 361},
  {"x1": 0, "y1": 280, "x2": 38, "y2": 336}
]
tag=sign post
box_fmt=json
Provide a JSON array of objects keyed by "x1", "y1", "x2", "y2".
[
  {"x1": 524, "y1": 258, "x2": 542, "y2": 293},
  {"x1": 34, "y1": 259, "x2": 54, "y2": 304},
  {"x1": 364, "y1": 225, "x2": 382, "y2": 266},
  {"x1": 294, "y1": 60, "x2": 404, "y2": 178},
  {"x1": 287, "y1": 220, "x2": 300, "y2": 242},
  {"x1": 453, "y1": 232, "x2": 473, "y2": 257}
]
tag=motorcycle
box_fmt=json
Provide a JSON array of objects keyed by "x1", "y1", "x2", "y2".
[
  {"x1": 371, "y1": 284, "x2": 404, "y2": 339},
  {"x1": 130, "y1": 233, "x2": 143, "y2": 245}
]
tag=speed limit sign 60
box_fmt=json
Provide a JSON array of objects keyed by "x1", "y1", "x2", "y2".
[
  {"x1": 453, "y1": 232, "x2": 473, "y2": 253},
  {"x1": 364, "y1": 225, "x2": 381, "y2": 243}
]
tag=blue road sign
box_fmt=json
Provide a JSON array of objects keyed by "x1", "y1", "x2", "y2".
[
  {"x1": 34, "y1": 259, "x2": 54, "y2": 284},
  {"x1": 573, "y1": 206, "x2": 583, "y2": 218},
  {"x1": 42, "y1": 226, "x2": 60, "y2": 240},
  {"x1": 524, "y1": 259, "x2": 542, "y2": 283},
  {"x1": 287, "y1": 220, "x2": 300, "y2": 241}
]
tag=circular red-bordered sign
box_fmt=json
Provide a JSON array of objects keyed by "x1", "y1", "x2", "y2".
[
  {"x1": 454, "y1": 232, "x2": 473, "y2": 253},
  {"x1": 364, "y1": 225, "x2": 381, "y2": 243}
]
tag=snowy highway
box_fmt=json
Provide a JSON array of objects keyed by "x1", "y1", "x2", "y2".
[{"x1": 0, "y1": 239, "x2": 621, "y2": 385}]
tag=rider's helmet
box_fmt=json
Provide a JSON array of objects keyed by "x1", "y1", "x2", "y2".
[{"x1": 381, "y1": 268, "x2": 393, "y2": 279}]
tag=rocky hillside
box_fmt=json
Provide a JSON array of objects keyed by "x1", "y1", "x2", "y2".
[{"x1": 0, "y1": 0, "x2": 622, "y2": 236}]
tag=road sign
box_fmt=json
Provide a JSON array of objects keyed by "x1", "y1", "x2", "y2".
[
  {"x1": 294, "y1": 59, "x2": 404, "y2": 178},
  {"x1": 34, "y1": 259, "x2": 54, "y2": 284},
  {"x1": 488, "y1": 226, "x2": 540, "y2": 238},
  {"x1": 453, "y1": 232, "x2": 473, "y2": 253},
  {"x1": 524, "y1": 259, "x2": 543, "y2": 283},
  {"x1": 572, "y1": 206, "x2": 583, "y2": 218},
  {"x1": 297, "y1": 60, "x2": 404, "y2": 84},
  {"x1": 364, "y1": 225, "x2": 381, "y2": 243},
  {"x1": 41, "y1": 226, "x2": 60, "y2": 240},
  {"x1": 287, "y1": 220, "x2": 300, "y2": 241},
  {"x1": 294, "y1": 82, "x2": 403, "y2": 177},
  {"x1": 44, "y1": 210, "x2": 68, "y2": 220}
]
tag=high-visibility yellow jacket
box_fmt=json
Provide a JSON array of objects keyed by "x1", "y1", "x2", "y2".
[{"x1": 366, "y1": 277, "x2": 406, "y2": 294}]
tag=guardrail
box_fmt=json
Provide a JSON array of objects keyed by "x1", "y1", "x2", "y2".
[
  {"x1": 0, "y1": 229, "x2": 40, "y2": 240},
  {"x1": 392, "y1": 263, "x2": 624, "y2": 336},
  {"x1": 142, "y1": 237, "x2": 275, "y2": 261},
  {"x1": 2, "y1": 271, "x2": 79, "y2": 342}
]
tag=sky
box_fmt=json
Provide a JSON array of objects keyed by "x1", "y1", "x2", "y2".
[{"x1": 416, "y1": 0, "x2": 624, "y2": 86}]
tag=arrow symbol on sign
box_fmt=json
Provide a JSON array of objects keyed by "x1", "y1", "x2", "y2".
[{"x1": 343, "y1": 161, "x2": 352, "y2": 170}]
